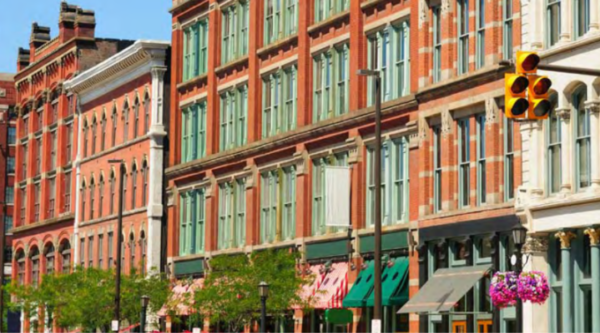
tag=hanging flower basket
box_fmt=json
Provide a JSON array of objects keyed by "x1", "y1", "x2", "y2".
[
  {"x1": 489, "y1": 271, "x2": 518, "y2": 308},
  {"x1": 517, "y1": 271, "x2": 550, "y2": 304}
]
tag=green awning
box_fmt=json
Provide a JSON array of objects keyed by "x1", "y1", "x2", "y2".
[
  {"x1": 366, "y1": 257, "x2": 409, "y2": 306},
  {"x1": 342, "y1": 261, "x2": 375, "y2": 308}
]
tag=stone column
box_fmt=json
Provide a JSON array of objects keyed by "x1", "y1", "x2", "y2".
[
  {"x1": 556, "y1": 107, "x2": 572, "y2": 193},
  {"x1": 584, "y1": 227, "x2": 600, "y2": 333},
  {"x1": 588, "y1": 0, "x2": 600, "y2": 34},
  {"x1": 559, "y1": 0, "x2": 571, "y2": 43},
  {"x1": 555, "y1": 231, "x2": 576, "y2": 333},
  {"x1": 522, "y1": 235, "x2": 550, "y2": 333},
  {"x1": 585, "y1": 101, "x2": 600, "y2": 191}
]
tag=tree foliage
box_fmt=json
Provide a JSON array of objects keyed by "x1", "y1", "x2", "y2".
[
  {"x1": 6, "y1": 268, "x2": 170, "y2": 332},
  {"x1": 193, "y1": 249, "x2": 315, "y2": 332}
]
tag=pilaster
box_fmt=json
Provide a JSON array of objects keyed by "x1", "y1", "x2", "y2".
[
  {"x1": 584, "y1": 227, "x2": 600, "y2": 333},
  {"x1": 585, "y1": 101, "x2": 600, "y2": 191},
  {"x1": 522, "y1": 235, "x2": 550, "y2": 333},
  {"x1": 556, "y1": 107, "x2": 572, "y2": 194},
  {"x1": 555, "y1": 230, "x2": 576, "y2": 333}
]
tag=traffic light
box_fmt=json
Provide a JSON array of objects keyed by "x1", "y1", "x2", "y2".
[
  {"x1": 528, "y1": 75, "x2": 552, "y2": 119},
  {"x1": 505, "y1": 73, "x2": 529, "y2": 118},
  {"x1": 516, "y1": 51, "x2": 541, "y2": 74}
]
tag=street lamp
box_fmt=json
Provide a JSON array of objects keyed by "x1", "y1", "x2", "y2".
[
  {"x1": 512, "y1": 225, "x2": 528, "y2": 333},
  {"x1": 357, "y1": 68, "x2": 382, "y2": 332},
  {"x1": 140, "y1": 295, "x2": 149, "y2": 333},
  {"x1": 108, "y1": 159, "x2": 125, "y2": 332},
  {"x1": 259, "y1": 281, "x2": 269, "y2": 333}
]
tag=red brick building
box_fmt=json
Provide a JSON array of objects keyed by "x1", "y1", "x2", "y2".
[
  {"x1": 10, "y1": 3, "x2": 132, "y2": 331},
  {"x1": 64, "y1": 40, "x2": 170, "y2": 280}
]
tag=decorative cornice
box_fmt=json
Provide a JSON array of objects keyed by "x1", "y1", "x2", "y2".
[
  {"x1": 585, "y1": 100, "x2": 600, "y2": 113},
  {"x1": 441, "y1": 109, "x2": 452, "y2": 137},
  {"x1": 555, "y1": 107, "x2": 571, "y2": 120},
  {"x1": 485, "y1": 98, "x2": 499, "y2": 124},
  {"x1": 523, "y1": 235, "x2": 549, "y2": 254},
  {"x1": 554, "y1": 230, "x2": 576, "y2": 249},
  {"x1": 584, "y1": 228, "x2": 600, "y2": 246}
]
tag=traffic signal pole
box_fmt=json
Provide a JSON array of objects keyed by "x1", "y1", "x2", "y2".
[{"x1": 500, "y1": 60, "x2": 600, "y2": 76}]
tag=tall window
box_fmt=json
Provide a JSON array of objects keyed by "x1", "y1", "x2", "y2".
[
  {"x1": 131, "y1": 165, "x2": 138, "y2": 209},
  {"x1": 182, "y1": 19, "x2": 209, "y2": 81},
  {"x1": 21, "y1": 143, "x2": 27, "y2": 179},
  {"x1": 61, "y1": 242, "x2": 71, "y2": 273},
  {"x1": 89, "y1": 180, "x2": 95, "y2": 220},
  {"x1": 547, "y1": 0, "x2": 561, "y2": 47},
  {"x1": 263, "y1": 66, "x2": 297, "y2": 137},
  {"x1": 133, "y1": 98, "x2": 140, "y2": 139},
  {"x1": 140, "y1": 231, "x2": 146, "y2": 275},
  {"x1": 64, "y1": 171, "x2": 71, "y2": 212},
  {"x1": 574, "y1": 87, "x2": 591, "y2": 191},
  {"x1": 16, "y1": 251, "x2": 24, "y2": 285},
  {"x1": 110, "y1": 171, "x2": 116, "y2": 214},
  {"x1": 261, "y1": 167, "x2": 296, "y2": 243},
  {"x1": 574, "y1": 0, "x2": 590, "y2": 39},
  {"x1": 457, "y1": 0, "x2": 469, "y2": 75},
  {"x1": 91, "y1": 120, "x2": 97, "y2": 155},
  {"x1": 476, "y1": 0, "x2": 485, "y2": 69},
  {"x1": 35, "y1": 138, "x2": 42, "y2": 175},
  {"x1": 264, "y1": 0, "x2": 298, "y2": 45},
  {"x1": 8, "y1": 127, "x2": 16, "y2": 145},
  {"x1": 20, "y1": 187, "x2": 26, "y2": 224},
  {"x1": 433, "y1": 6, "x2": 442, "y2": 83},
  {"x1": 122, "y1": 173, "x2": 128, "y2": 211},
  {"x1": 83, "y1": 122, "x2": 89, "y2": 158},
  {"x1": 51, "y1": 131, "x2": 57, "y2": 169},
  {"x1": 221, "y1": 1, "x2": 249, "y2": 64},
  {"x1": 547, "y1": 95, "x2": 561, "y2": 195},
  {"x1": 45, "y1": 244, "x2": 55, "y2": 275},
  {"x1": 4, "y1": 216, "x2": 12, "y2": 232},
  {"x1": 101, "y1": 114, "x2": 106, "y2": 151},
  {"x1": 99, "y1": 177, "x2": 104, "y2": 217},
  {"x1": 367, "y1": 23, "x2": 410, "y2": 105},
  {"x1": 312, "y1": 153, "x2": 347, "y2": 236},
  {"x1": 218, "y1": 179, "x2": 246, "y2": 249},
  {"x1": 67, "y1": 95, "x2": 75, "y2": 116},
  {"x1": 458, "y1": 119, "x2": 470, "y2": 208},
  {"x1": 179, "y1": 189, "x2": 206, "y2": 256},
  {"x1": 5, "y1": 187, "x2": 13, "y2": 204},
  {"x1": 144, "y1": 93, "x2": 150, "y2": 134},
  {"x1": 314, "y1": 0, "x2": 349, "y2": 22},
  {"x1": 142, "y1": 162, "x2": 148, "y2": 206},
  {"x1": 313, "y1": 44, "x2": 349, "y2": 122},
  {"x1": 31, "y1": 249, "x2": 40, "y2": 286},
  {"x1": 123, "y1": 102, "x2": 130, "y2": 142},
  {"x1": 128, "y1": 233, "x2": 135, "y2": 271},
  {"x1": 80, "y1": 182, "x2": 86, "y2": 221},
  {"x1": 34, "y1": 183, "x2": 41, "y2": 222},
  {"x1": 66, "y1": 123, "x2": 73, "y2": 163},
  {"x1": 476, "y1": 115, "x2": 486, "y2": 205},
  {"x1": 181, "y1": 101, "x2": 207, "y2": 163},
  {"x1": 504, "y1": 117, "x2": 515, "y2": 201},
  {"x1": 112, "y1": 108, "x2": 118, "y2": 147},
  {"x1": 220, "y1": 86, "x2": 248, "y2": 151},
  {"x1": 7, "y1": 157, "x2": 14, "y2": 174},
  {"x1": 108, "y1": 232, "x2": 114, "y2": 268},
  {"x1": 88, "y1": 236, "x2": 94, "y2": 267},
  {"x1": 366, "y1": 138, "x2": 409, "y2": 226},
  {"x1": 98, "y1": 234, "x2": 104, "y2": 269},
  {"x1": 503, "y1": 0, "x2": 514, "y2": 58},
  {"x1": 48, "y1": 177, "x2": 55, "y2": 218},
  {"x1": 51, "y1": 92, "x2": 59, "y2": 124},
  {"x1": 433, "y1": 126, "x2": 442, "y2": 212}
]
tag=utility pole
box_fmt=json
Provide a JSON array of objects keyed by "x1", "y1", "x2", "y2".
[{"x1": 109, "y1": 159, "x2": 125, "y2": 332}]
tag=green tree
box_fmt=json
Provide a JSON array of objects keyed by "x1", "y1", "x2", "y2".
[{"x1": 193, "y1": 249, "x2": 315, "y2": 332}]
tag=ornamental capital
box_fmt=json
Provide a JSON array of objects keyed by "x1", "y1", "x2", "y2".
[
  {"x1": 585, "y1": 100, "x2": 600, "y2": 113},
  {"x1": 554, "y1": 230, "x2": 576, "y2": 249},
  {"x1": 555, "y1": 107, "x2": 571, "y2": 120},
  {"x1": 441, "y1": 109, "x2": 452, "y2": 137},
  {"x1": 523, "y1": 235, "x2": 549, "y2": 254},
  {"x1": 584, "y1": 228, "x2": 600, "y2": 246}
]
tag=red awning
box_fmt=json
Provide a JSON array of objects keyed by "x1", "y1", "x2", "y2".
[
  {"x1": 294, "y1": 264, "x2": 324, "y2": 309},
  {"x1": 313, "y1": 262, "x2": 348, "y2": 309}
]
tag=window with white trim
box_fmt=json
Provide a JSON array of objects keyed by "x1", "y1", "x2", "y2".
[
  {"x1": 476, "y1": 0, "x2": 485, "y2": 69},
  {"x1": 221, "y1": 1, "x2": 249, "y2": 65},
  {"x1": 574, "y1": 0, "x2": 590, "y2": 39},
  {"x1": 458, "y1": 118, "x2": 470, "y2": 208},
  {"x1": 457, "y1": 0, "x2": 469, "y2": 75},
  {"x1": 546, "y1": 0, "x2": 560, "y2": 47},
  {"x1": 433, "y1": 126, "x2": 442, "y2": 212},
  {"x1": 263, "y1": 66, "x2": 297, "y2": 137},
  {"x1": 432, "y1": 6, "x2": 442, "y2": 83},
  {"x1": 503, "y1": 0, "x2": 514, "y2": 58},
  {"x1": 504, "y1": 117, "x2": 515, "y2": 201},
  {"x1": 220, "y1": 85, "x2": 248, "y2": 151},
  {"x1": 261, "y1": 167, "x2": 296, "y2": 243},
  {"x1": 313, "y1": 44, "x2": 349, "y2": 122},
  {"x1": 574, "y1": 86, "x2": 591, "y2": 191},
  {"x1": 264, "y1": 0, "x2": 298, "y2": 45},
  {"x1": 218, "y1": 179, "x2": 246, "y2": 250},
  {"x1": 547, "y1": 93, "x2": 561, "y2": 195},
  {"x1": 182, "y1": 101, "x2": 207, "y2": 163},
  {"x1": 476, "y1": 114, "x2": 486, "y2": 205},
  {"x1": 314, "y1": 0, "x2": 349, "y2": 23},
  {"x1": 183, "y1": 19, "x2": 209, "y2": 81},
  {"x1": 179, "y1": 189, "x2": 206, "y2": 256}
]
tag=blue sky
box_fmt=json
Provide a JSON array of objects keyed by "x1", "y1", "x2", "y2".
[{"x1": 0, "y1": 0, "x2": 172, "y2": 73}]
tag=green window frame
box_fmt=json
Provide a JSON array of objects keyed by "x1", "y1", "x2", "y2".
[
  {"x1": 476, "y1": 114, "x2": 486, "y2": 205},
  {"x1": 262, "y1": 66, "x2": 297, "y2": 138},
  {"x1": 366, "y1": 137, "x2": 409, "y2": 227},
  {"x1": 574, "y1": 0, "x2": 590, "y2": 39},
  {"x1": 432, "y1": 6, "x2": 442, "y2": 83},
  {"x1": 457, "y1": 0, "x2": 469, "y2": 75},
  {"x1": 367, "y1": 22, "x2": 410, "y2": 105},
  {"x1": 573, "y1": 86, "x2": 591, "y2": 191},
  {"x1": 260, "y1": 167, "x2": 297, "y2": 244},
  {"x1": 264, "y1": 0, "x2": 298, "y2": 45},
  {"x1": 312, "y1": 152, "x2": 348, "y2": 236},
  {"x1": 313, "y1": 44, "x2": 349, "y2": 123},
  {"x1": 458, "y1": 118, "x2": 470, "y2": 208},
  {"x1": 181, "y1": 101, "x2": 207, "y2": 163},
  {"x1": 504, "y1": 117, "x2": 515, "y2": 201},
  {"x1": 218, "y1": 179, "x2": 246, "y2": 250},
  {"x1": 221, "y1": 1, "x2": 249, "y2": 65},
  {"x1": 314, "y1": 0, "x2": 349, "y2": 23},
  {"x1": 182, "y1": 19, "x2": 209, "y2": 82},
  {"x1": 476, "y1": 0, "x2": 485, "y2": 69},
  {"x1": 503, "y1": 0, "x2": 514, "y2": 59},
  {"x1": 179, "y1": 189, "x2": 205, "y2": 256},
  {"x1": 433, "y1": 126, "x2": 442, "y2": 213},
  {"x1": 220, "y1": 85, "x2": 248, "y2": 151},
  {"x1": 547, "y1": 95, "x2": 561, "y2": 195},
  {"x1": 546, "y1": 0, "x2": 561, "y2": 48}
]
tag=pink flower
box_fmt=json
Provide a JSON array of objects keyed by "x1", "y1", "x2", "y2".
[
  {"x1": 517, "y1": 271, "x2": 550, "y2": 304},
  {"x1": 489, "y1": 272, "x2": 518, "y2": 309}
]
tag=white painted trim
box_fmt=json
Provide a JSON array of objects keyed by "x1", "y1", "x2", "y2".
[
  {"x1": 179, "y1": 92, "x2": 208, "y2": 108},
  {"x1": 310, "y1": 33, "x2": 350, "y2": 54},
  {"x1": 217, "y1": 75, "x2": 249, "y2": 93},
  {"x1": 259, "y1": 55, "x2": 299, "y2": 75},
  {"x1": 363, "y1": 8, "x2": 411, "y2": 34}
]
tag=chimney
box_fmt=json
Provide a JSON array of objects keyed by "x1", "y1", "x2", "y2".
[
  {"x1": 74, "y1": 7, "x2": 96, "y2": 39},
  {"x1": 29, "y1": 22, "x2": 51, "y2": 62},
  {"x1": 17, "y1": 48, "x2": 31, "y2": 71},
  {"x1": 59, "y1": 1, "x2": 77, "y2": 43}
]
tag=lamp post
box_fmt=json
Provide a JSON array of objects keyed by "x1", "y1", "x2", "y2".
[
  {"x1": 108, "y1": 159, "x2": 125, "y2": 332},
  {"x1": 259, "y1": 281, "x2": 269, "y2": 333},
  {"x1": 357, "y1": 69, "x2": 382, "y2": 332},
  {"x1": 140, "y1": 295, "x2": 149, "y2": 333},
  {"x1": 512, "y1": 225, "x2": 527, "y2": 333}
]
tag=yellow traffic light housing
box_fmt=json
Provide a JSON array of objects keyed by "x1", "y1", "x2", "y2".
[
  {"x1": 528, "y1": 75, "x2": 553, "y2": 119},
  {"x1": 516, "y1": 51, "x2": 541, "y2": 74},
  {"x1": 505, "y1": 73, "x2": 529, "y2": 118}
]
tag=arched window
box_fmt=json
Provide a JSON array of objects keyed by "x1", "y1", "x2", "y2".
[
  {"x1": 99, "y1": 174, "x2": 105, "y2": 217},
  {"x1": 123, "y1": 100, "x2": 130, "y2": 142},
  {"x1": 142, "y1": 159, "x2": 149, "y2": 206},
  {"x1": 101, "y1": 112, "x2": 107, "y2": 151},
  {"x1": 140, "y1": 229, "x2": 147, "y2": 276},
  {"x1": 80, "y1": 180, "x2": 87, "y2": 222},
  {"x1": 16, "y1": 250, "x2": 25, "y2": 285},
  {"x1": 60, "y1": 241, "x2": 71, "y2": 273},
  {"x1": 83, "y1": 119, "x2": 89, "y2": 158},
  {"x1": 133, "y1": 96, "x2": 140, "y2": 139},
  {"x1": 123, "y1": 172, "x2": 128, "y2": 211},
  {"x1": 89, "y1": 178, "x2": 95, "y2": 220},
  {"x1": 111, "y1": 106, "x2": 118, "y2": 147},
  {"x1": 144, "y1": 92, "x2": 150, "y2": 133},
  {"x1": 91, "y1": 117, "x2": 97, "y2": 155},
  {"x1": 129, "y1": 232, "x2": 136, "y2": 272},
  {"x1": 36, "y1": 98, "x2": 43, "y2": 131},
  {"x1": 44, "y1": 243, "x2": 55, "y2": 275},
  {"x1": 547, "y1": 92, "x2": 561, "y2": 195},
  {"x1": 573, "y1": 85, "x2": 590, "y2": 190},
  {"x1": 110, "y1": 170, "x2": 116, "y2": 215},
  {"x1": 131, "y1": 163, "x2": 138, "y2": 209},
  {"x1": 30, "y1": 247, "x2": 40, "y2": 286}
]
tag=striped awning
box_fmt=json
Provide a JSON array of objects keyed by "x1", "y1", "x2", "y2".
[
  {"x1": 294, "y1": 264, "x2": 324, "y2": 309},
  {"x1": 314, "y1": 262, "x2": 349, "y2": 309}
]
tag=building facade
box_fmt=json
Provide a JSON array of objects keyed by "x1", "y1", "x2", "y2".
[
  {"x1": 10, "y1": 3, "x2": 133, "y2": 331},
  {"x1": 518, "y1": 1, "x2": 600, "y2": 333},
  {"x1": 64, "y1": 40, "x2": 170, "y2": 280}
]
